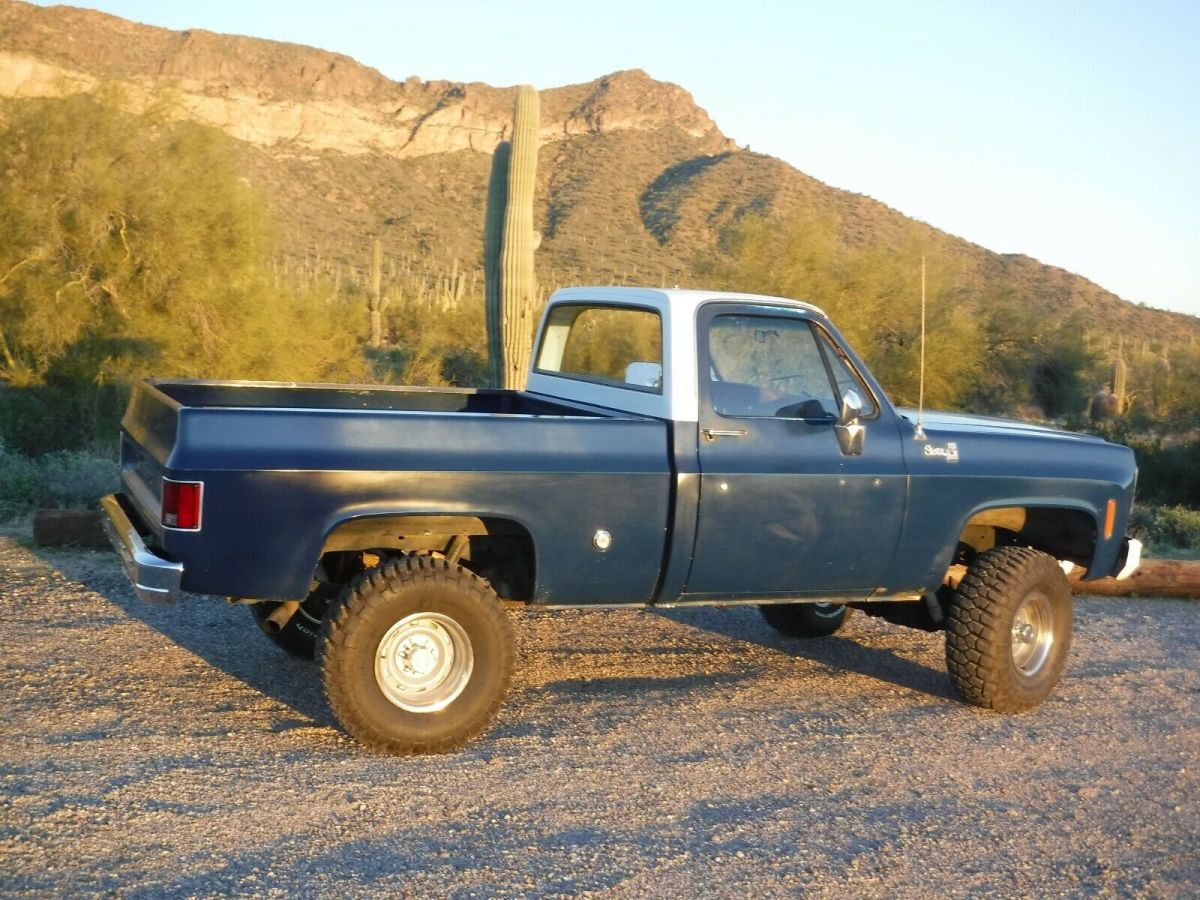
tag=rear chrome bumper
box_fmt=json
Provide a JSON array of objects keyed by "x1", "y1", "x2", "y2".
[{"x1": 100, "y1": 493, "x2": 182, "y2": 605}]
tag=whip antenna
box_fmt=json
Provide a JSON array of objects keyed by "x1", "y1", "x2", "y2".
[{"x1": 914, "y1": 255, "x2": 927, "y2": 441}]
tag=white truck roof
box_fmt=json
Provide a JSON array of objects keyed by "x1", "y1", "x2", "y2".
[{"x1": 525, "y1": 286, "x2": 826, "y2": 422}]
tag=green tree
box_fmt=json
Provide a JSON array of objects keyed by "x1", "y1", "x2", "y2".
[
  {"x1": 0, "y1": 89, "x2": 366, "y2": 451},
  {"x1": 0, "y1": 89, "x2": 278, "y2": 382},
  {"x1": 1025, "y1": 312, "x2": 1097, "y2": 420},
  {"x1": 713, "y1": 210, "x2": 987, "y2": 411}
]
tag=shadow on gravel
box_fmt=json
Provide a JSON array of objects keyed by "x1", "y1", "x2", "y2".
[
  {"x1": 34, "y1": 548, "x2": 333, "y2": 727},
  {"x1": 657, "y1": 607, "x2": 958, "y2": 702},
  {"x1": 537, "y1": 671, "x2": 754, "y2": 698},
  {"x1": 492, "y1": 671, "x2": 758, "y2": 741},
  {"x1": 145, "y1": 821, "x2": 624, "y2": 898}
]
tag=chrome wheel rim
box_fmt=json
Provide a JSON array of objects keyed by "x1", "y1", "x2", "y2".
[
  {"x1": 1011, "y1": 592, "x2": 1054, "y2": 676},
  {"x1": 375, "y1": 613, "x2": 474, "y2": 713},
  {"x1": 812, "y1": 603, "x2": 843, "y2": 619}
]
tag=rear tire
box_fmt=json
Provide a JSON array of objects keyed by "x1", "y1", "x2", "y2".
[
  {"x1": 319, "y1": 554, "x2": 514, "y2": 755},
  {"x1": 945, "y1": 546, "x2": 1072, "y2": 713},
  {"x1": 760, "y1": 602, "x2": 852, "y2": 638}
]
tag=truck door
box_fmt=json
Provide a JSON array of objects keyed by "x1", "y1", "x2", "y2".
[{"x1": 683, "y1": 306, "x2": 907, "y2": 599}]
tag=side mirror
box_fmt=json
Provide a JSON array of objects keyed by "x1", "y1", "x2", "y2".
[
  {"x1": 835, "y1": 389, "x2": 865, "y2": 456},
  {"x1": 624, "y1": 361, "x2": 663, "y2": 391},
  {"x1": 839, "y1": 389, "x2": 864, "y2": 426}
]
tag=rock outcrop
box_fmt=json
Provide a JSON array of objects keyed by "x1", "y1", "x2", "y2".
[{"x1": 0, "y1": 1, "x2": 731, "y2": 158}]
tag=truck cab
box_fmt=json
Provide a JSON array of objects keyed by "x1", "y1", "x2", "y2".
[{"x1": 531, "y1": 287, "x2": 1136, "y2": 602}]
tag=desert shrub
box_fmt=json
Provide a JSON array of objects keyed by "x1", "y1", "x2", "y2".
[
  {"x1": 1090, "y1": 420, "x2": 1200, "y2": 509},
  {"x1": 1148, "y1": 505, "x2": 1200, "y2": 550},
  {"x1": 1126, "y1": 505, "x2": 1155, "y2": 541},
  {"x1": 1125, "y1": 436, "x2": 1200, "y2": 508},
  {"x1": 384, "y1": 296, "x2": 489, "y2": 388},
  {"x1": 0, "y1": 381, "x2": 129, "y2": 456},
  {"x1": 1147, "y1": 440, "x2": 1200, "y2": 508},
  {"x1": 38, "y1": 446, "x2": 120, "y2": 509},
  {"x1": 0, "y1": 438, "x2": 118, "y2": 520},
  {"x1": 0, "y1": 440, "x2": 42, "y2": 519},
  {"x1": 439, "y1": 348, "x2": 488, "y2": 387}
]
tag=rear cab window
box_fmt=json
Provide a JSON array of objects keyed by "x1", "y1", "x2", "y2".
[{"x1": 535, "y1": 305, "x2": 664, "y2": 393}]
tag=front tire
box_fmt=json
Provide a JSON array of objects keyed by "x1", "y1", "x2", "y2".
[
  {"x1": 319, "y1": 554, "x2": 514, "y2": 755},
  {"x1": 760, "y1": 602, "x2": 853, "y2": 637},
  {"x1": 945, "y1": 546, "x2": 1072, "y2": 713}
]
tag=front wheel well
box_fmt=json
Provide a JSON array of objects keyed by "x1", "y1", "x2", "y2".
[{"x1": 956, "y1": 506, "x2": 1097, "y2": 569}]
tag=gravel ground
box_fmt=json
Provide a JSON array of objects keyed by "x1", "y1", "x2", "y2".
[{"x1": 1, "y1": 534, "x2": 1198, "y2": 898}]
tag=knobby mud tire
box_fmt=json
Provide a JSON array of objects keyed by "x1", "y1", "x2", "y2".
[
  {"x1": 319, "y1": 554, "x2": 514, "y2": 755},
  {"x1": 945, "y1": 546, "x2": 1072, "y2": 713}
]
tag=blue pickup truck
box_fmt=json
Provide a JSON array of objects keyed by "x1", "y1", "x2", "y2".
[{"x1": 102, "y1": 287, "x2": 1141, "y2": 754}]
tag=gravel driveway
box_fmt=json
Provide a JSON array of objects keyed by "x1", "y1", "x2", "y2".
[{"x1": 2, "y1": 534, "x2": 1197, "y2": 898}]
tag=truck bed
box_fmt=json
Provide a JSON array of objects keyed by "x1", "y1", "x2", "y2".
[{"x1": 119, "y1": 379, "x2": 674, "y2": 604}]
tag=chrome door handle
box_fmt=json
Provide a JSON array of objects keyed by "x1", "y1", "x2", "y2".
[{"x1": 702, "y1": 428, "x2": 748, "y2": 441}]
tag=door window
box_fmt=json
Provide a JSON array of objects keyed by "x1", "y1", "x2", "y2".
[
  {"x1": 814, "y1": 327, "x2": 878, "y2": 418},
  {"x1": 707, "y1": 315, "x2": 837, "y2": 419}
]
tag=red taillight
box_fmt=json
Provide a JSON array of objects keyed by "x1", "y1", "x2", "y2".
[{"x1": 162, "y1": 479, "x2": 202, "y2": 530}]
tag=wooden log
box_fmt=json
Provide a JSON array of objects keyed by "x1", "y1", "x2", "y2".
[
  {"x1": 947, "y1": 559, "x2": 1200, "y2": 599},
  {"x1": 32, "y1": 509, "x2": 109, "y2": 549},
  {"x1": 1070, "y1": 558, "x2": 1200, "y2": 599}
]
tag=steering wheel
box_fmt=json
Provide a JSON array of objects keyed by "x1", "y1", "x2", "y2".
[
  {"x1": 774, "y1": 398, "x2": 831, "y2": 419},
  {"x1": 766, "y1": 373, "x2": 814, "y2": 387}
]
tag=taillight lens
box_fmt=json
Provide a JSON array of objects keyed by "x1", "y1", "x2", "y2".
[{"x1": 162, "y1": 479, "x2": 202, "y2": 530}]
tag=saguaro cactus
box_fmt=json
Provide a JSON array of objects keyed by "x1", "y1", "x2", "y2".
[
  {"x1": 368, "y1": 238, "x2": 389, "y2": 347},
  {"x1": 1111, "y1": 357, "x2": 1127, "y2": 415},
  {"x1": 484, "y1": 84, "x2": 540, "y2": 389},
  {"x1": 483, "y1": 141, "x2": 510, "y2": 387}
]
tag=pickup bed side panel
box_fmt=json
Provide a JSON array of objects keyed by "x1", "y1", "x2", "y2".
[
  {"x1": 118, "y1": 381, "x2": 183, "y2": 540},
  {"x1": 122, "y1": 380, "x2": 181, "y2": 466},
  {"x1": 156, "y1": 408, "x2": 672, "y2": 605}
]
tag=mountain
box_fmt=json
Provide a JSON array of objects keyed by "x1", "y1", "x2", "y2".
[{"x1": 1, "y1": 0, "x2": 1196, "y2": 344}]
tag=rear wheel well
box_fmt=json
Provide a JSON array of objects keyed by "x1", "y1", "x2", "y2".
[{"x1": 316, "y1": 515, "x2": 536, "y2": 602}]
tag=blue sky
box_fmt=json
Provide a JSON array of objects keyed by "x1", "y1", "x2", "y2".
[{"x1": 34, "y1": 0, "x2": 1200, "y2": 317}]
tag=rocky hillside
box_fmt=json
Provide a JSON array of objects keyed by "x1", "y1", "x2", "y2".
[
  {"x1": 1, "y1": 0, "x2": 1195, "y2": 342},
  {"x1": 0, "y1": 2, "x2": 729, "y2": 157}
]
